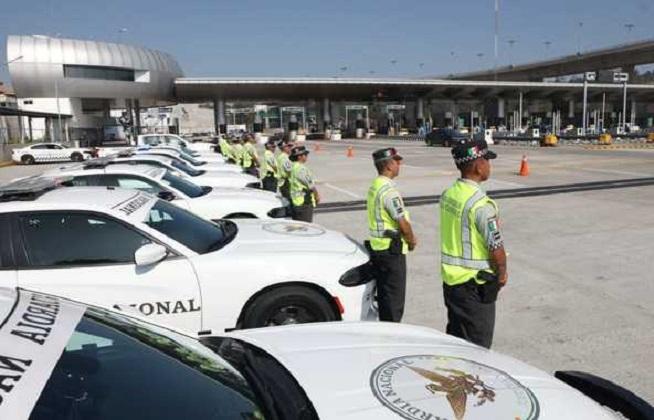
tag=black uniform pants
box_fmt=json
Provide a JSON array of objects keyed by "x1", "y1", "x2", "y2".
[
  {"x1": 279, "y1": 182, "x2": 290, "y2": 200},
  {"x1": 262, "y1": 174, "x2": 277, "y2": 192},
  {"x1": 443, "y1": 280, "x2": 496, "y2": 349},
  {"x1": 292, "y1": 204, "x2": 314, "y2": 223},
  {"x1": 245, "y1": 166, "x2": 259, "y2": 178},
  {"x1": 370, "y1": 252, "x2": 406, "y2": 322}
]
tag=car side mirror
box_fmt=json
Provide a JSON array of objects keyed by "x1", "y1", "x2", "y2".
[
  {"x1": 134, "y1": 243, "x2": 168, "y2": 266},
  {"x1": 157, "y1": 191, "x2": 176, "y2": 201}
]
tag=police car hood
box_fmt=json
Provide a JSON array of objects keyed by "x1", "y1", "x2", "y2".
[
  {"x1": 197, "y1": 187, "x2": 286, "y2": 205},
  {"x1": 228, "y1": 219, "x2": 360, "y2": 255},
  {"x1": 229, "y1": 322, "x2": 616, "y2": 419}
]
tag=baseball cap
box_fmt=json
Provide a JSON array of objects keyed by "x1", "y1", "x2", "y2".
[
  {"x1": 451, "y1": 140, "x2": 497, "y2": 165},
  {"x1": 372, "y1": 147, "x2": 403, "y2": 162}
]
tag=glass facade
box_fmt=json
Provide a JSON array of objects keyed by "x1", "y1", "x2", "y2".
[{"x1": 64, "y1": 65, "x2": 135, "y2": 82}]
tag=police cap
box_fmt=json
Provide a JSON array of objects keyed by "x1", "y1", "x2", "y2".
[
  {"x1": 451, "y1": 140, "x2": 497, "y2": 165},
  {"x1": 372, "y1": 147, "x2": 403, "y2": 162}
]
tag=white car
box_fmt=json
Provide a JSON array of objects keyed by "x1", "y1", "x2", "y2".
[
  {"x1": 11, "y1": 143, "x2": 95, "y2": 165},
  {"x1": 133, "y1": 147, "x2": 236, "y2": 170},
  {"x1": 110, "y1": 152, "x2": 244, "y2": 175},
  {"x1": 2, "y1": 289, "x2": 648, "y2": 420},
  {"x1": 141, "y1": 145, "x2": 227, "y2": 164},
  {"x1": 43, "y1": 163, "x2": 282, "y2": 219},
  {"x1": 137, "y1": 133, "x2": 216, "y2": 154},
  {"x1": 0, "y1": 179, "x2": 376, "y2": 336}
]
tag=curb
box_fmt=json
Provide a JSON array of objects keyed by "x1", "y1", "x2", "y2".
[{"x1": 0, "y1": 161, "x2": 14, "y2": 168}]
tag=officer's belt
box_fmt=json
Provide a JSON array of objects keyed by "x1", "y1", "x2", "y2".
[{"x1": 441, "y1": 253, "x2": 491, "y2": 270}]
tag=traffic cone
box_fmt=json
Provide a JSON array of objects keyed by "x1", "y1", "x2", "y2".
[
  {"x1": 519, "y1": 155, "x2": 529, "y2": 176},
  {"x1": 313, "y1": 143, "x2": 321, "y2": 152},
  {"x1": 347, "y1": 146, "x2": 354, "y2": 157}
]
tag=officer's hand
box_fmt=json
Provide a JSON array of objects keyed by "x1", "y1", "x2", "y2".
[
  {"x1": 499, "y1": 273, "x2": 508, "y2": 287},
  {"x1": 314, "y1": 191, "x2": 321, "y2": 204},
  {"x1": 408, "y1": 239, "x2": 417, "y2": 251}
]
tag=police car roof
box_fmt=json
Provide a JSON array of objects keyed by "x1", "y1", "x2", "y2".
[
  {"x1": 0, "y1": 185, "x2": 156, "y2": 218},
  {"x1": 116, "y1": 154, "x2": 172, "y2": 164},
  {"x1": 103, "y1": 164, "x2": 166, "y2": 179}
]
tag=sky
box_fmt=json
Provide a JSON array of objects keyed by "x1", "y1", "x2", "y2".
[{"x1": 1, "y1": 0, "x2": 653, "y2": 83}]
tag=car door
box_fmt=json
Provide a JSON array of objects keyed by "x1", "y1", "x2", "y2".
[
  {"x1": 29, "y1": 144, "x2": 49, "y2": 162},
  {"x1": 13, "y1": 211, "x2": 203, "y2": 334},
  {"x1": 0, "y1": 215, "x2": 18, "y2": 289},
  {"x1": 50, "y1": 144, "x2": 70, "y2": 161}
]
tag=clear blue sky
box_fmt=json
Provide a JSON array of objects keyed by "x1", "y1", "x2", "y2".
[{"x1": 1, "y1": 0, "x2": 653, "y2": 83}]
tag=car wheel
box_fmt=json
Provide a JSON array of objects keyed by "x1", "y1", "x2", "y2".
[
  {"x1": 71, "y1": 152, "x2": 84, "y2": 162},
  {"x1": 241, "y1": 286, "x2": 338, "y2": 328},
  {"x1": 21, "y1": 155, "x2": 35, "y2": 165}
]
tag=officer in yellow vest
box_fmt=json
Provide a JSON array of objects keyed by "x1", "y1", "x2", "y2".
[
  {"x1": 231, "y1": 137, "x2": 244, "y2": 166},
  {"x1": 242, "y1": 134, "x2": 260, "y2": 177},
  {"x1": 218, "y1": 136, "x2": 231, "y2": 160},
  {"x1": 440, "y1": 139, "x2": 507, "y2": 349},
  {"x1": 366, "y1": 147, "x2": 417, "y2": 322},
  {"x1": 289, "y1": 145, "x2": 320, "y2": 222},
  {"x1": 261, "y1": 139, "x2": 278, "y2": 192},
  {"x1": 276, "y1": 141, "x2": 293, "y2": 200}
]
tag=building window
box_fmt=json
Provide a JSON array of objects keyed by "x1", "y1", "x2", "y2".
[{"x1": 64, "y1": 65, "x2": 135, "y2": 82}]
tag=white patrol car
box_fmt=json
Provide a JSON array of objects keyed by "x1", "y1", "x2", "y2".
[
  {"x1": 11, "y1": 143, "x2": 95, "y2": 165},
  {"x1": 42, "y1": 162, "x2": 283, "y2": 219},
  {"x1": 143, "y1": 144, "x2": 227, "y2": 164},
  {"x1": 2, "y1": 289, "x2": 649, "y2": 420},
  {"x1": 109, "y1": 152, "x2": 243, "y2": 175},
  {"x1": 131, "y1": 147, "x2": 239, "y2": 171},
  {"x1": 0, "y1": 179, "x2": 376, "y2": 336},
  {"x1": 137, "y1": 133, "x2": 216, "y2": 153}
]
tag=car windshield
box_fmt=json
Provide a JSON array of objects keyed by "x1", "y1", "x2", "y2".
[
  {"x1": 29, "y1": 302, "x2": 265, "y2": 420},
  {"x1": 170, "y1": 158, "x2": 204, "y2": 177},
  {"x1": 177, "y1": 151, "x2": 206, "y2": 166},
  {"x1": 160, "y1": 170, "x2": 207, "y2": 198},
  {"x1": 144, "y1": 199, "x2": 236, "y2": 253}
]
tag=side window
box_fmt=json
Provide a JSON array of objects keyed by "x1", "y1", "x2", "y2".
[
  {"x1": 31, "y1": 144, "x2": 47, "y2": 150},
  {"x1": 46, "y1": 144, "x2": 59, "y2": 150},
  {"x1": 19, "y1": 213, "x2": 150, "y2": 267},
  {"x1": 143, "y1": 135, "x2": 161, "y2": 146},
  {"x1": 68, "y1": 176, "x2": 96, "y2": 186},
  {"x1": 116, "y1": 176, "x2": 163, "y2": 194},
  {"x1": 0, "y1": 216, "x2": 13, "y2": 269}
]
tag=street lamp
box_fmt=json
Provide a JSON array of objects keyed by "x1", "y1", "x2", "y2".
[
  {"x1": 576, "y1": 21, "x2": 584, "y2": 55},
  {"x1": 506, "y1": 39, "x2": 516, "y2": 65}
]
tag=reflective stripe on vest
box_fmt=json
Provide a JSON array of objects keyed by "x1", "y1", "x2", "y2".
[{"x1": 440, "y1": 180, "x2": 494, "y2": 285}]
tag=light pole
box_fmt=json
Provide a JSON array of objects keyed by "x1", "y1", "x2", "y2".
[
  {"x1": 576, "y1": 22, "x2": 584, "y2": 55},
  {"x1": 544, "y1": 41, "x2": 552, "y2": 53},
  {"x1": 494, "y1": 0, "x2": 499, "y2": 80},
  {"x1": 506, "y1": 39, "x2": 516, "y2": 65}
]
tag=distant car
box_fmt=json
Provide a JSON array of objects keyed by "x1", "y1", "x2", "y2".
[
  {"x1": 3, "y1": 289, "x2": 649, "y2": 420},
  {"x1": 11, "y1": 143, "x2": 95, "y2": 165},
  {"x1": 43, "y1": 162, "x2": 276, "y2": 218},
  {"x1": 425, "y1": 128, "x2": 468, "y2": 147},
  {"x1": 137, "y1": 133, "x2": 215, "y2": 153}
]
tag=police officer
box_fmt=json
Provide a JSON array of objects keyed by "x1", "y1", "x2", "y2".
[
  {"x1": 276, "y1": 141, "x2": 293, "y2": 200},
  {"x1": 242, "y1": 134, "x2": 260, "y2": 177},
  {"x1": 218, "y1": 135, "x2": 231, "y2": 158},
  {"x1": 261, "y1": 139, "x2": 278, "y2": 192},
  {"x1": 440, "y1": 139, "x2": 507, "y2": 349},
  {"x1": 230, "y1": 137, "x2": 244, "y2": 166},
  {"x1": 366, "y1": 147, "x2": 417, "y2": 322},
  {"x1": 289, "y1": 145, "x2": 320, "y2": 222}
]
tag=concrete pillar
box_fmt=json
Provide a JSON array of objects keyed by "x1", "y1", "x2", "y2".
[
  {"x1": 125, "y1": 99, "x2": 133, "y2": 143},
  {"x1": 568, "y1": 99, "x2": 575, "y2": 119},
  {"x1": 17, "y1": 113, "x2": 24, "y2": 144},
  {"x1": 288, "y1": 114, "x2": 298, "y2": 141},
  {"x1": 44, "y1": 118, "x2": 52, "y2": 141},
  {"x1": 322, "y1": 98, "x2": 331, "y2": 130},
  {"x1": 28, "y1": 117, "x2": 33, "y2": 142},
  {"x1": 253, "y1": 113, "x2": 263, "y2": 133},
  {"x1": 134, "y1": 99, "x2": 142, "y2": 136},
  {"x1": 497, "y1": 97, "x2": 505, "y2": 119},
  {"x1": 416, "y1": 98, "x2": 425, "y2": 127},
  {"x1": 216, "y1": 99, "x2": 226, "y2": 135},
  {"x1": 630, "y1": 99, "x2": 636, "y2": 126}
]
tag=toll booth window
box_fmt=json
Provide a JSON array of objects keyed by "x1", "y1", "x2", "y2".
[{"x1": 19, "y1": 213, "x2": 150, "y2": 267}]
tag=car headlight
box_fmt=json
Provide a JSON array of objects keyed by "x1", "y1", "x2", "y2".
[
  {"x1": 339, "y1": 261, "x2": 375, "y2": 287},
  {"x1": 246, "y1": 181, "x2": 261, "y2": 189},
  {"x1": 267, "y1": 206, "x2": 291, "y2": 218}
]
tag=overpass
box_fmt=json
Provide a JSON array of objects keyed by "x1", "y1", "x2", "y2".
[{"x1": 449, "y1": 39, "x2": 654, "y2": 82}]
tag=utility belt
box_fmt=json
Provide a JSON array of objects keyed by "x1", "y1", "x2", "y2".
[
  {"x1": 460, "y1": 271, "x2": 500, "y2": 304},
  {"x1": 365, "y1": 230, "x2": 403, "y2": 256},
  {"x1": 264, "y1": 171, "x2": 275, "y2": 179}
]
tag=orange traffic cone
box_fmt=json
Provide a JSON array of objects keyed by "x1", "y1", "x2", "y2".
[
  {"x1": 347, "y1": 146, "x2": 354, "y2": 157},
  {"x1": 519, "y1": 155, "x2": 529, "y2": 176}
]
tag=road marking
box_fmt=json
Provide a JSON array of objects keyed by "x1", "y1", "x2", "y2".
[
  {"x1": 488, "y1": 178, "x2": 527, "y2": 187},
  {"x1": 579, "y1": 167, "x2": 653, "y2": 177},
  {"x1": 322, "y1": 182, "x2": 363, "y2": 198}
]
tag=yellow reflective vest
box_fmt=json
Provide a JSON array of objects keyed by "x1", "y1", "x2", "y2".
[
  {"x1": 276, "y1": 152, "x2": 292, "y2": 186},
  {"x1": 232, "y1": 143, "x2": 244, "y2": 166},
  {"x1": 440, "y1": 179, "x2": 498, "y2": 286},
  {"x1": 290, "y1": 161, "x2": 315, "y2": 206},
  {"x1": 262, "y1": 149, "x2": 277, "y2": 177},
  {"x1": 366, "y1": 176, "x2": 410, "y2": 254}
]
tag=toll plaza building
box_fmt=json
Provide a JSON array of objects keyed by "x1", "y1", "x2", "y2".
[{"x1": 6, "y1": 35, "x2": 654, "y2": 143}]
